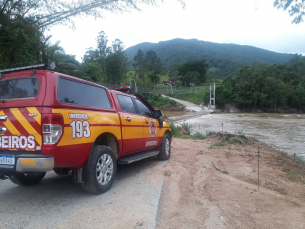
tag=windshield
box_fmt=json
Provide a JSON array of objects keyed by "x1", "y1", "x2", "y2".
[{"x1": 0, "y1": 77, "x2": 40, "y2": 100}]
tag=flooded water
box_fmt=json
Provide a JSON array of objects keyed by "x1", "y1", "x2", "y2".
[{"x1": 175, "y1": 113, "x2": 305, "y2": 158}]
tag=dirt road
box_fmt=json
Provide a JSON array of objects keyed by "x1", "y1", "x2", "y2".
[
  {"x1": 0, "y1": 159, "x2": 166, "y2": 229},
  {"x1": 157, "y1": 136, "x2": 305, "y2": 229},
  {"x1": 1, "y1": 135, "x2": 304, "y2": 228}
]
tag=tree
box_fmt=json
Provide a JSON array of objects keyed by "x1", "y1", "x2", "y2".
[
  {"x1": 182, "y1": 71, "x2": 200, "y2": 86},
  {"x1": 178, "y1": 59, "x2": 209, "y2": 83},
  {"x1": 146, "y1": 50, "x2": 163, "y2": 74},
  {"x1": 0, "y1": 10, "x2": 47, "y2": 69},
  {"x1": 0, "y1": 0, "x2": 185, "y2": 29},
  {"x1": 45, "y1": 40, "x2": 80, "y2": 76},
  {"x1": 274, "y1": 0, "x2": 305, "y2": 24},
  {"x1": 133, "y1": 49, "x2": 147, "y2": 79},
  {"x1": 82, "y1": 31, "x2": 129, "y2": 84},
  {"x1": 112, "y1": 39, "x2": 125, "y2": 52},
  {"x1": 105, "y1": 51, "x2": 129, "y2": 84},
  {"x1": 78, "y1": 62, "x2": 103, "y2": 83},
  {"x1": 168, "y1": 63, "x2": 182, "y2": 79},
  {"x1": 147, "y1": 71, "x2": 160, "y2": 90}
]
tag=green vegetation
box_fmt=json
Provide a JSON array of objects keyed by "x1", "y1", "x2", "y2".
[
  {"x1": 125, "y1": 38, "x2": 294, "y2": 79},
  {"x1": 192, "y1": 132, "x2": 206, "y2": 140},
  {"x1": 209, "y1": 142, "x2": 226, "y2": 149},
  {"x1": 196, "y1": 150, "x2": 204, "y2": 155},
  {"x1": 178, "y1": 59, "x2": 209, "y2": 85},
  {"x1": 169, "y1": 123, "x2": 206, "y2": 140},
  {"x1": 164, "y1": 170, "x2": 171, "y2": 176},
  {"x1": 275, "y1": 0, "x2": 305, "y2": 24},
  {"x1": 216, "y1": 55, "x2": 305, "y2": 112},
  {"x1": 229, "y1": 138, "x2": 243, "y2": 144},
  {"x1": 181, "y1": 122, "x2": 192, "y2": 135},
  {"x1": 279, "y1": 152, "x2": 305, "y2": 184},
  {"x1": 169, "y1": 93, "x2": 208, "y2": 105},
  {"x1": 138, "y1": 94, "x2": 181, "y2": 110}
]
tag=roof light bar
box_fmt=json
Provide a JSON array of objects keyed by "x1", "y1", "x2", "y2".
[{"x1": 0, "y1": 64, "x2": 47, "y2": 74}]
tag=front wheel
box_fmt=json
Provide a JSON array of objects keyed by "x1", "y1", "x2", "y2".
[
  {"x1": 10, "y1": 172, "x2": 46, "y2": 186},
  {"x1": 158, "y1": 133, "x2": 171, "y2": 160},
  {"x1": 81, "y1": 145, "x2": 117, "y2": 194}
]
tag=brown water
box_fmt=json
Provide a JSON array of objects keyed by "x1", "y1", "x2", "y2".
[{"x1": 180, "y1": 113, "x2": 305, "y2": 158}]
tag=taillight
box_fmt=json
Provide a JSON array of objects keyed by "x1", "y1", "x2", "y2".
[{"x1": 42, "y1": 114, "x2": 63, "y2": 147}]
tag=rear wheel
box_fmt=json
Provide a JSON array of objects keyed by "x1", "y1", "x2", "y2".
[
  {"x1": 10, "y1": 172, "x2": 46, "y2": 186},
  {"x1": 81, "y1": 145, "x2": 117, "y2": 194},
  {"x1": 158, "y1": 133, "x2": 171, "y2": 160}
]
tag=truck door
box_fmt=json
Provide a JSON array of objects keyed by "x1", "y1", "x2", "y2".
[
  {"x1": 116, "y1": 94, "x2": 144, "y2": 154},
  {"x1": 134, "y1": 99, "x2": 160, "y2": 150}
]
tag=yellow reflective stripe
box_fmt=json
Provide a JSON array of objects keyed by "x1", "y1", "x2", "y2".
[
  {"x1": 0, "y1": 110, "x2": 21, "y2": 136},
  {"x1": 20, "y1": 158, "x2": 36, "y2": 165},
  {"x1": 10, "y1": 108, "x2": 41, "y2": 146},
  {"x1": 26, "y1": 107, "x2": 41, "y2": 125}
]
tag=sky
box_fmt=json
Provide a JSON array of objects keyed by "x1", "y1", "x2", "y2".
[{"x1": 48, "y1": 0, "x2": 305, "y2": 62}]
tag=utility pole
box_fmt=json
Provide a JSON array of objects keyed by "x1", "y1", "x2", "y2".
[
  {"x1": 209, "y1": 82, "x2": 216, "y2": 110},
  {"x1": 130, "y1": 79, "x2": 137, "y2": 92}
]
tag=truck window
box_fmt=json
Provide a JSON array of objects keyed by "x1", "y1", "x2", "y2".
[
  {"x1": 117, "y1": 95, "x2": 136, "y2": 114},
  {"x1": 0, "y1": 77, "x2": 39, "y2": 100},
  {"x1": 135, "y1": 99, "x2": 153, "y2": 117},
  {"x1": 57, "y1": 77, "x2": 112, "y2": 109}
]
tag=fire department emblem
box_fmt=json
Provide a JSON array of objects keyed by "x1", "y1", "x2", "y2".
[{"x1": 149, "y1": 118, "x2": 157, "y2": 137}]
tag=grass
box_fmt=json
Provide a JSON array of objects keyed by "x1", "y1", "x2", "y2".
[
  {"x1": 181, "y1": 122, "x2": 192, "y2": 135},
  {"x1": 168, "y1": 93, "x2": 208, "y2": 105},
  {"x1": 139, "y1": 93, "x2": 182, "y2": 110},
  {"x1": 196, "y1": 150, "x2": 204, "y2": 155},
  {"x1": 164, "y1": 170, "x2": 171, "y2": 176},
  {"x1": 213, "y1": 142, "x2": 226, "y2": 147},
  {"x1": 278, "y1": 151, "x2": 305, "y2": 184},
  {"x1": 208, "y1": 142, "x2": 226, "y2": 149},
  {"x1": 229, "y1": 138, "x2": 243, "y2": 144}
]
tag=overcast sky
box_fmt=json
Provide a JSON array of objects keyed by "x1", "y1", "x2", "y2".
[{"x1": 48, "y1": 0, "x2": 305, "y2": 62}]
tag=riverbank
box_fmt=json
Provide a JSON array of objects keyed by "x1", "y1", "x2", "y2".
[{"x1": 156, "y1": 135, "x2": 305, "y2": 228}]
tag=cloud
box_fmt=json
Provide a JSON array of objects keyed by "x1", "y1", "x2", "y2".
[{"x1": 48, "y1": 0, "x2": 305, "y2": 61}]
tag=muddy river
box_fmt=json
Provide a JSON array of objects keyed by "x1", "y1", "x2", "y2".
[{"x1": 168, "y1": 112, "x2": 305, "y2": 158}]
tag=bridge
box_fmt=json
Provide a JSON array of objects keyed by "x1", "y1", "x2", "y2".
[{"x1": 103, "y1": 82, "x2": 211, "y2": 94}]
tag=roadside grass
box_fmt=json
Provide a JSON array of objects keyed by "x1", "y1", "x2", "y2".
[
  {"x1": 278, "y1": 152, "x2": 305, "y2": 184},
  {"x1": 229, "y1": 138, "x2": 243, "y2": 144},
  {"x1": 181, "y1": 122, "x2": 192, "y2": 135},
  {"x1": 196, "y1": 150, "x2": 204, "y2": 155},
  {"x1": 168, "y1": 93, "x2": 208, "y2": 105},
  {"x1": 169, "y1": 123, "x2": 207, "y2": 140},
  {"x1": 164, "y1": 170, "x2": 171, "y2": 176},
  {"x1": 209, "y1": 142, "x2": 226, "y2": 149},
  {"x1": 138, "y1": 93, "x2": 183, "y2": 110}
]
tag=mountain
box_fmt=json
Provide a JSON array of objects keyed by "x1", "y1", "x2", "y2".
[{"x1": 124, "y1": 38, "x2": 295, "y2": 78}]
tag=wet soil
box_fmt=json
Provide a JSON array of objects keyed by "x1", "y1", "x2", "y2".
[{"x1": 156, "y1": 136, "x2": 305, "y2": 228}]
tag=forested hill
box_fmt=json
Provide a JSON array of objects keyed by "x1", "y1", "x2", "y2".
[{"x1": 125, "y1": 39, "x2": 294, "y2": 78}]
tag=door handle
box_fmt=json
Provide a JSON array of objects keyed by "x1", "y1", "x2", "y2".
[
  {"x1": 125, "y1": 117, "x2": 131, "y2": 122},
  {"x1": 0, "y1": 116, "x2": 7, "y2": 121},
  {"x1": 145, "y1": 120, "x2": 149, "y2": 124},
  {"x1": 0, "y1": 127, "x2": 7, "y2": 134}
]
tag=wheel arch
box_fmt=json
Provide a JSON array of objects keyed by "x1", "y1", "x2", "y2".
[
  {"x1": 165, "y1": 129, "x2": 172, "y2": 140},
  {"x1": 75, "y1": 132, "x2": 120, "y2": 183}
]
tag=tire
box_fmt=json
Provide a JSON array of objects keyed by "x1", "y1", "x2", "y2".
[
  {"x1": 158, "y1": 133, "x2": 171, "y2": 160},
  {"x1": 81, "y1": 145, "x2": 117, "y2": 194},
  {"x1": 10, "y1": 172, "x2": 46, "y2": 186},
  {"x1": 53, "y1": 168, "x2": 71, "y2": 175}
]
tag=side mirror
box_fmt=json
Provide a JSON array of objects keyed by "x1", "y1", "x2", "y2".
[{"x1": 154, "y1": 110, "x2": 163, "y2": 118}]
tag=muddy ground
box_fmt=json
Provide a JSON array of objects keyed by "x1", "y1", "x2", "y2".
[{"x1": 156, "y1": 136, "x2": 305, "y2": 229}]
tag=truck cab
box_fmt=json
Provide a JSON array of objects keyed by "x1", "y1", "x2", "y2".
[{"x1": 0, "y1": 64, "x2": 172, "y2": 193}]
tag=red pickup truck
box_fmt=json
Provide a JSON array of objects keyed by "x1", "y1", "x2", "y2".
[{"x1": 0, "y1": 64, "x2": 171, "y2": 194}]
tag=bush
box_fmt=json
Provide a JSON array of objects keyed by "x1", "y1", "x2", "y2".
[{"x1": 139, "y1": 93, "x2": 179, "y2": 110}]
